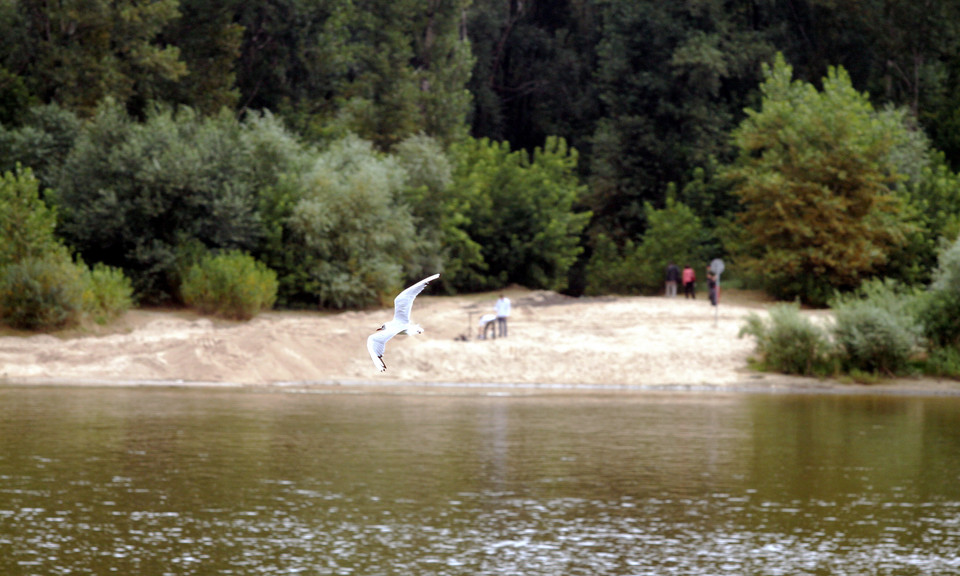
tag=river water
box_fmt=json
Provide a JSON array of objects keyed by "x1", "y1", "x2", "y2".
[{"x1": 1, "y1": 386, "x2": 959, "y2": 575}]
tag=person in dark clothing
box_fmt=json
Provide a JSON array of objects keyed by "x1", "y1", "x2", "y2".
[
  {"x1": 707, "y1": 268, "x2": 717, "y2": 306},
  {"x1": 665, "y1": 262, "x2": 681, "y2": 298}
]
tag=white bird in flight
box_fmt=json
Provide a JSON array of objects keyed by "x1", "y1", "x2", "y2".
[{"x1": 367, "y1": 273, "x2": 440, "y2": 372}]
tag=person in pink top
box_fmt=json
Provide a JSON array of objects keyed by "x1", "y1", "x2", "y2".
[{"x1": 682, "y1": 265, "x2": 696, "y2": 299}]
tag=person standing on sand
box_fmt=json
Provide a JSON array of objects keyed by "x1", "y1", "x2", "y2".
[
  {"x1": 665, "y1": 262, "x2": 681, "y2": 298},
  {"x1": 495, "y1": 294, "x2": 511, "y2": 338},
  {"x1": 707, "y1": 268, "x2": 718, "y2": 306},
  {"x1": 682, "y1": 265, "x2": 696, "y2": 299}
]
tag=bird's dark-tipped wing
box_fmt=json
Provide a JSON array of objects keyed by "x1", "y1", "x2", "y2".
[
  {"x1": 367, "y1": 330, "x2": 393, "y2": 372},
  {"x1": 393, "y1": 273, "x2": 440, "y2": 324}
]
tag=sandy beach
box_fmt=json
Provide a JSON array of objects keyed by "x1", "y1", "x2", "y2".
[{"x1": 1, "y1": 288, "x2": 958, "y2": 395}]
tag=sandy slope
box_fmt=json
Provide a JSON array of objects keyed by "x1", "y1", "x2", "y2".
[{"x1": 1, "y1": 289, "x2": 957, "y2": 394}]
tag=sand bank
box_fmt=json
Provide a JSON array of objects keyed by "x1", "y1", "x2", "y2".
[{"x1": 1, "y1": 289, "x2": 957, "y2": 396}]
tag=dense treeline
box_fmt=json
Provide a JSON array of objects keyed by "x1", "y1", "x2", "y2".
[{"x1": 2, "y1": 0, "x2": 960, "y2": 332}]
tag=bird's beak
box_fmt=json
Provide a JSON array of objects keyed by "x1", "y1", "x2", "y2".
[{"x1": 376, "y1": 325, "x2": 384, "y2": 331}]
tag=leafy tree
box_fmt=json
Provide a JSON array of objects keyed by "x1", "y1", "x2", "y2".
[
  {"x1": 679, "y1": 158, "x2": 739, "y2": 230},
  {"x1": 53, "y1": 101, "x2": 297, "y2": 302},
  {"x1": 588, "y1": 0, "x2": 775, "y2": 241},
  {"x1": 634, "y1": 194, "x2": 711, "y2": 296},
  {"x1": 17, "y1": 0, "x2": 186, "y2": 116},
  {"x1": 927, "y1": 65, "x2": 960, "y2": 170},
  {"x1": 894, "y1": 127, "x2": 960, "y2": 275},
  {"x1": 583, "y1": 193, "x2": 709, "y2": 296},
  {"x1": 393, "y1": 133, "x2": 482, "y2": 289},
  {"x1": 849, "y1": 0, "x2": 960, "y2": 118},
  {"x1": 234, "y1": 0, "x2": 357, "y2": 125},
  {"x1": 0, "y1": 3, "x2": 34, "y2": 124},
  {"x1": 723, "y1": 55, "x2": 916, "y2": 306},
  {"x1": 0, "y1": 67, "x2": 33, "y2": 126},
  {"x1": 234, "y1": 0, "x2": 472, "y2": 148},
  {"x1": 328, "y1": 0, "x2": 474, "y2": 148},
  {"x1": 467, "y1": 0, "x2": 602, "y2": 156},
  {"x1": 862, "y1": 106, "x2": 946, "y2": 287},
  {"x1": 157, "y1": 0, "x2": 244, "y2": 114},
  {"x1": 0, "y1": 103, "x2": 81, "y2": 192},
  {"x1": 450, "y1": 135, "x2": 590, "y2": 291},
  {"x1": 285, "y1": 135, "x2": 419, "y2": 309},
  {"x1": 0, "y1": 166, "x2": 61, "y2": 267},
  {"x1": 909, "y1": 154, "x2": 960, "y2": 246}
]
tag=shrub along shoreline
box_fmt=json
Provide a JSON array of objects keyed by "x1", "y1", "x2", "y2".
[{"x1": 740, "y1": 237, "x2": 960, "y2": 382}]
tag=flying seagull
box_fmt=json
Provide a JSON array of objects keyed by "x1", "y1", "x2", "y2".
[{"x1": 367, "y1": 273, "x2": 440, "y2": 372}]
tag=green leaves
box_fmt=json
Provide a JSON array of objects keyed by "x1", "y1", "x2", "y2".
[
  {"x1": 54, "y1": 102, "x2": 294, "y2": 302},
  {"x1": 725, "y1": 54, "x2": 916, "y2": 305},
  {"x1": 286, "y1": 135, "x2": 417, "y2": 309},
  {"x1": 0, "y1": 250, "x2": 84, "y2": 330},
  {"x1": 450, "y1": 136, "x2": 590, "y2": 292},
  {"x1": 584, "y1": 193, "x2": 710, "y2": 296},
  {"x1": 22, "y1": 0, "x2": 185, "y2": 116},
  {"x1": 181, "y1": 251, "x2": 277, "y2": 320},
  {"x1": 0, "y1": 166, "x2": 61, "y2": 267},
  {"x1": 739, "y1": 303, "x2": 832, "y2": 377},
  {"x1": 589, "y1": 0, "x2": 773, "y2": 240}
]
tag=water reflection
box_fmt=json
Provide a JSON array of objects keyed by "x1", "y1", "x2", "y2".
[{"x1": 1, "y1": 387, "x2": 959, "y2": 575}]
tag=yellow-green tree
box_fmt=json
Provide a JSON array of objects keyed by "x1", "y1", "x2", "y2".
[
  {"x1": 723, "y1": 54, "x2": 916, "y2": 306},
  {"x1": 0, "y1": 166, "x2": 60, "y2": 267}
]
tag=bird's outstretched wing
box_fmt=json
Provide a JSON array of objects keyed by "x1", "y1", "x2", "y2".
[
  {"x1": 367, "y1": 331, "x2": 393, "y2": 372},
  {"x1": 393, "y1": 273, "x2": 440, "y2": 324}
]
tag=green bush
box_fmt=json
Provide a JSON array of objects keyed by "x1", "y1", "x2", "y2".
[
  {"x1": 739, "y1": 303, "x2": 832, "y2": 376},
  {"x1": 830, "y1": 279, "x2": 922, "y2": 376},
  {"x1": 82, "y1": 263, "x2": 134, "y2": 324},
  {"x1": 832, "y1": 306, "x2": 919, "y2": 376},
  {"x1": 918, "y1": 236, "x2": 960, "y2": 347},
  {"x1": 919, "y1": 289, "x2": 960, "y2": 348},
  {"x1": 0, "y1": 250, "x2": 84, "y2": 330},
  {"x1": 181, "y1": 251, "x2": 278, "y2": 320},
  {"x1": 584, "y1": 233, "x2": 644, "y2": 295},
  {"x1": 921, "y1": 345, "x2": 960, "y2": 379}
]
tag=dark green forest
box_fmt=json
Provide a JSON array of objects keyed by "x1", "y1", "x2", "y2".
[{"x1": 3, "y1": 0, "x2": 960, "y2": 323}]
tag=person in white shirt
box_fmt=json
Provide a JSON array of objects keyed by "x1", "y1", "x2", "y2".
[{"x1": 495, "y1": 294, "x2": 511, "y2": 338}]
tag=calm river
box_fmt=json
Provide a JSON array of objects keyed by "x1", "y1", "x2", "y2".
[{"x1": 1, "y1": 386, "x2": 959, "y2": 575}]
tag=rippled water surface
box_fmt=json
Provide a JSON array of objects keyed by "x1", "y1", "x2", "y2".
[{"x1": 2, "y1": 386, "x2": 960, "y2": 575}]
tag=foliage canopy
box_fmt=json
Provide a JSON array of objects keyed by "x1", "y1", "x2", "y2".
[
  {"x1": 53, "y1": 102, "x2": 298, "y2": 302},
  {"x1": 724, "y1": 55, "x2": 916, "y2": 306},
  {"x1": 0, "y1": 166, "x2": 61, "y2": 267},
  {"x1": 450, "y1": 136, "x2": 590, "y2": 292}
]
